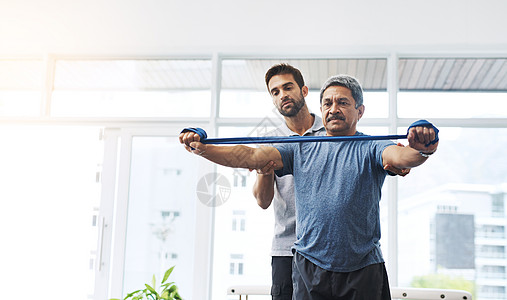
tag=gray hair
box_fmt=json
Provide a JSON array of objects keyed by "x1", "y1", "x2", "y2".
[{"x1": 319, "y1": 75, "x2": 364, "y2": 108}]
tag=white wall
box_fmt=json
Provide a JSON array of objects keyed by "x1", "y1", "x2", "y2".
[{"x1": 2, "y1": 0, "x2": 507, "y2": 56}]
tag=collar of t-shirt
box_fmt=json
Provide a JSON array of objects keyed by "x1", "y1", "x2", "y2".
[{"x1": 279, "y1": 113, "x2": 325, "y2": 137}]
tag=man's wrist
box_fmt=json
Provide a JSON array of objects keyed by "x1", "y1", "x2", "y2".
[
  {"x1": 419, "y1": 149, "x2": 436, "y2": 158},
  {"x1": 256, "y1": 170, "x2": 274, "y2": 176}
]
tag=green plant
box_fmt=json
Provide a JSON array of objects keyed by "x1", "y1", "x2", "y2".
[{"x1": 111, "y1": 266, "x2": 183, "y2": 300}]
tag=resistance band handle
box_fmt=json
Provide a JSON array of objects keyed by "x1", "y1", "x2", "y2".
[
  {"x1": 181, "y1": 127, "x2": 208, "y2": 140},
  {"x1": 180, "y1": 127, "x2": 208, "y2": 150},
  {"x1": 407, "y1": 120, "x2": 439, "y2": 146}
]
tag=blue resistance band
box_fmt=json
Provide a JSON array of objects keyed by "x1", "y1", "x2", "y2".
[
  {"x1": 181, "y1": 120, "x2": 438, "y2": 146},
  {"x1": 198, "y1": 134, "x2": 408, "y2": 144}
]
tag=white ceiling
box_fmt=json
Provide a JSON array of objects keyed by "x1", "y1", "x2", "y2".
[{"x1": 1, "y1": 0, "x2": 507, "y2": 55}]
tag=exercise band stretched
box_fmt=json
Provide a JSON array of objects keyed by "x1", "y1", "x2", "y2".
[
  {"x1": 201, "y1": 134, "x2": 408, "y2": 145},
  {"x1": 181, "y1": 119, "x2": 439, "y2": 147}
]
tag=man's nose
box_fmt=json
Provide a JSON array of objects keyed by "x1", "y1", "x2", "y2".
[
  {"x1": 329, "y1": 102, "x2": 340, "y2": 114},
  {"x1": 280, "y1": 90, "x2": 289, "y2": 99}
]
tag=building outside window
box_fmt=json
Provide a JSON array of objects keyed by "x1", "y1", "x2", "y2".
[{"x1": 230, "y1": 254, "x2": 245, "y2": 275}]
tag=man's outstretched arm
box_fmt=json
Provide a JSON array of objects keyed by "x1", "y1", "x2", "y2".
[{"x1": 179, "y1": 131, "x2": 284, "y2": 170}]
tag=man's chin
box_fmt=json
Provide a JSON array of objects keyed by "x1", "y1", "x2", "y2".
[
  {"x1": 325, "y1": 125, "x2": 347, "y2": 136},
  {"x1": 280, "y1": 108, "x2": 298, "y2": 117}
]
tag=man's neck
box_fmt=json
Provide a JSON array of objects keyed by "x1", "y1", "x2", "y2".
[
  {"x1": 325, "y1": 126, "x2": 358, "y2": 137},
  {"x1": 284, "y1": 106, "x2": 315, "y2": 136}
]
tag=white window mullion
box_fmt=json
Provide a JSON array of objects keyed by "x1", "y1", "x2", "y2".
[
  {"x1": 387, "y1": 52, "x2": 399, "y2": 286},
  {"x1": 108, "y1": 129, "x2": 134, "y2": 299},
  {"x1": 93, "y1": 128, "x2": 121, "y2": 300},
  {"x1": 204, "y1": 52, "x2": 222, "y2": 300},
  {"x1": 41, "y1": 54, "x2": 55, "y2": 117}
]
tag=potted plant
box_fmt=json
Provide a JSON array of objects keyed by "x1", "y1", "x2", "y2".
[{"x1": 111, "y1": 266, "x2": 183, "y2": 300}]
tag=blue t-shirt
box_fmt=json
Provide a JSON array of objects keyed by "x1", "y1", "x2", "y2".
[{"x1": 274, "y1": 132, "x2": 394, "y2": 272}]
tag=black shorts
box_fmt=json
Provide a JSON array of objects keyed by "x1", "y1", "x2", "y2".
[
  {"x1": 271, "y1": 256, "x2": 293, "y2": 300},
  {"x1": 292, "y1": 251, "x2": 391, "y2": 300}
]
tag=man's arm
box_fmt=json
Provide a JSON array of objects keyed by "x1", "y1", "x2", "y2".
[
  {"x1": 179, "y1": 131, "x2": 284, "y2": 170},
  {"x1": 383, "y1": 143, "x2": 411, "y2": 176},
  {"x1": 251, "y1": 161, "x2": 277, "y2": 209},
  {"x1": 382, "y1": 125, "x2": 438, "y2": 169}
]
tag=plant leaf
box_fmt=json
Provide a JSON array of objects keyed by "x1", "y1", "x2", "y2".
[
  {"x1": 152, "y1": 274, "x2": 157, "y2": 289},
  {"x1": 162, "y1": 266, "x2": 175, "y2": 284},
  {"x1": 174, "y1": 291, "x2": 182, "y2": 300},
  {"x1": 123, "y1": 290, "x2": 142, "y2": 300},
  {"x1": 167, "y1": 285, "x2": 177, "y2": 292},
  {"x1": 121, "y1": 267, "x2": 181, "y2": 300},
  {"x1": 145, "y1": 284, "x2": 158, "y2": 295}
]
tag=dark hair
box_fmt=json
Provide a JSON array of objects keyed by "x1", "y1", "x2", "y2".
[
  {"x1": 319, "y1": 74, "x2": 364, "y2": 108},
  {"x1": 265, "y1": 63, "x2": 305, "y2": 90}
]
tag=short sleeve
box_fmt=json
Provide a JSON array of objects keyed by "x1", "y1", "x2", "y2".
[
  {"x1": 375, "y1": 140, "x2": 395, "y2": 172},
  {"x1": 274, "y1": 143, "x2": 294, "y2": 177}
]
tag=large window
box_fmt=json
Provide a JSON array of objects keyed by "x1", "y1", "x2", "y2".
[
  {"x1": 212, "y1": 126, "x2": 274, "y2": 300},
  {"x1": 398, "y1": 125, "x2": 507, "y2": 299},
  {"x1": 0, "y1": 126, "x2": 102, "y2": 300},
  {"x1": 122, "y1": 136, "x2": 202, "y2": 298},
  {"x1": 219, "y1": 58, "x2": 388, "y2": 119},
  {"x1": 52, "y1": 59, "x2": 212, "y2": 117}
]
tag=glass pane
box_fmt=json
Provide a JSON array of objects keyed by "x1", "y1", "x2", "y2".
[
  {"x1": 398, "y1": 127, "x2": 507, "y2": 300},
  {"x1": 399, "y1": 92, "x2": 507, "y2": 118},
  {"x1": 398, "y1": 58, "x2": 507, "y2": 91},
  {"x1": 0, "y1": 126, "x2": 102, "y2": 300},
  {"x1": 220, "y1": 90, "x2": 278, "y2": 119},
  {"x1": 52, "y1": 60, "x2": 212, "y2": 117},
  {"x1": 123, "y1": 136, "x2": 201, "y2": 299},
  {"x1": 220, "y1": 59, "x2": 388, "y2": 118},
  {"x1": 51, "y1": 90, "x2": 210, "y2": 117},
  {"x1": 212, "y1": 126, "x2": 274, "y2": 300},
  {"x1": 0, "y1": 60, "x2": 43, "y2": 116}
]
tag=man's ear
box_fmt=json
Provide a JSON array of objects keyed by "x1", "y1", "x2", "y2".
[
  {"x1": 357, "y1": 105, "x2": 365, "y2": 120},
  {"x1": 302, "y1": 85, "x2": 309, "y2": 97}
]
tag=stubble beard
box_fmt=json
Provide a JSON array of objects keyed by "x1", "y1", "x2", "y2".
[{"x1": 278, "y1": 93, "x2": 305, "y2": 117}]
